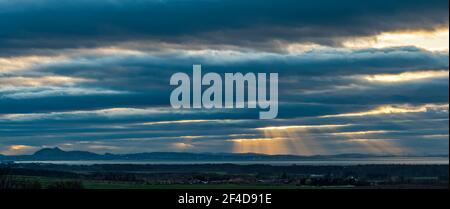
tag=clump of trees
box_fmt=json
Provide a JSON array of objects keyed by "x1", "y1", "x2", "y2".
[
  {"x1": 1, "y1": 168, "x2": 42, "y2": 189},
  {"x1": 1, "y1": 167, "x2": 83, "y2": 189},
  {"x1": 46, "y1": 181, "x2": 84, "y2": 189}
]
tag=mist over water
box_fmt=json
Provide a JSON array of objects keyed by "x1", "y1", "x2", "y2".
[{"x1": 14, "y1": 157, "x2": 449, "y2": 166}]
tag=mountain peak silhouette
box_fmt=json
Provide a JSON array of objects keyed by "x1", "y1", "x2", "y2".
[{"x1": 33, "y1": 147, "x2": 65, "y2": 156}]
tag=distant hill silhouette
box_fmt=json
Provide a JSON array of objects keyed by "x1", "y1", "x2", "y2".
[
  {"x1": 32, "y1": 147, "x2": 101, "y2": 160},
  {"x1": 0, "y1": 147, "x2": 447, "y2": 162}
]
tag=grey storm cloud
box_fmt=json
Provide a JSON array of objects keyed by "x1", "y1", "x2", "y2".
[
  {"x1": 0, "y1": 0, "x2": 448, "y2": 155},
  {"x1": 0, "y1": 0, "x2": 448, "y2": 54},
  {"x1": 32, "y1": 47, "x2": 450, "y2": 81},
  {"x1": 0, "y1": 47, "x2": 448, "y2": 114},
  {"x1": 0, "y1": 106, "x2": 448, "y2": 154}
]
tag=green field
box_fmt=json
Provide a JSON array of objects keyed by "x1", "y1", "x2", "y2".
[
  {"x1": 3, "y1": 164, "x2": 447, "y2": 189},
  {"x1": 11, "y1": 175, "x2": 354, "y2": 189}
]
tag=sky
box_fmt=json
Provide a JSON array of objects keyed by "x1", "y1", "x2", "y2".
[{"x1": 0, "y1": 0, "x2": 448, "y2": 156}]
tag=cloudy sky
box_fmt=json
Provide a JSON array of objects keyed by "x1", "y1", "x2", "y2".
[{"x1": 0, "y1": 0, "x2": 448, "y2": 155}]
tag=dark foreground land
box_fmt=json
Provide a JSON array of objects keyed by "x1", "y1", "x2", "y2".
[{"x1": 0, "y1": 163, "x2": 448, "y2": 189}]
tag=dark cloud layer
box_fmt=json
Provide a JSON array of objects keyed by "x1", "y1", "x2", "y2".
[
  {"x1": 0, "y1": 0, "x2": 448, "y2": 54},
  {"x1": 1, "y1": 47, "x2": 447, "y2": 114},
  {"x1": 0, "y1": 0, "x2": 448, "y2": 155}
]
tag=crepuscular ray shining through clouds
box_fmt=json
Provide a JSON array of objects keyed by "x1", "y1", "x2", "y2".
[{"x1": 0, "y1": 0, "x2": 448, "y2": 156}]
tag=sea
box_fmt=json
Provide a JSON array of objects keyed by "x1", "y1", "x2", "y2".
[{"x1": 13, "y1": 157, "x2": 449, "y2": 166}]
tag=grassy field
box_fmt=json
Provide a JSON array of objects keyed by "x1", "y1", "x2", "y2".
[
  {"x1": 12, "y1": 175, "x2": 354, "y2": 189},
  {"x1": 5, "y1": 164, "x2": 446, "y2": 189}
]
